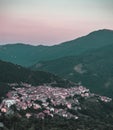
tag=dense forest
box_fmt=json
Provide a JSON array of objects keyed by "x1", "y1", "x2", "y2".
[{"x1": 0, "y1": 60, "x2": 75, "y2": 88}]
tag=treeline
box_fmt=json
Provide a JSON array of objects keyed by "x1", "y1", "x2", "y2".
[
  {"x1": 1, "y1": 114, "x2": 113, "y2": 130},
  {"x1": 0, "y1": 60, "x2": 75, "y2": 88}
]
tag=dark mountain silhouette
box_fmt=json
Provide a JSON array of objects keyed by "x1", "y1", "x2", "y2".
[
  {"x1": 0, "y1": 29, "x2": 113, "y2": 67},
  {"x1": 0, "y1": 60, "x2": 75, "y2": 98}
]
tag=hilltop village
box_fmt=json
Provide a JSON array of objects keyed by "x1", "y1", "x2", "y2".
[{"x1": 0, "y1": 83, "x2": 112, "y2": 120}]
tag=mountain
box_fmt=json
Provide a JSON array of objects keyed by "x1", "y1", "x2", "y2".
[
  {"x1": 0, "y1": 60, "x2": 75, "y2": 98},
  {"x1": 31, "y1": 44, "x2": 113, "y2": 98},
  {"x1": 0, "y1": 29, "x2": 113, "y2": 67},
  {"x1": 1, "y1": 31, "x2": 113, "y2": 129}
]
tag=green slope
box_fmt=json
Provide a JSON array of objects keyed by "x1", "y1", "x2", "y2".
[
  {"x1": 0, "y1": 60, "x2": 75, "y2": 88},
  {"x1": 32, "y1": 44, "x2": 113, "y2": 97}
]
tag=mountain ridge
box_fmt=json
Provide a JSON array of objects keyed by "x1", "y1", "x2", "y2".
[{"x1": 0, "y1": 29, "x2": 113, "y2": 66}]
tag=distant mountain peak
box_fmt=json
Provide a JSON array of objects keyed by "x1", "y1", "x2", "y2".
[{"x1": 88, "y1": 29, "x2": 113, "y2": 36}]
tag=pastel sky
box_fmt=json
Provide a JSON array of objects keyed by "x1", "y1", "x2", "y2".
[{"x1": 0, "y1": 0, "x2": 113, "y2": 45}]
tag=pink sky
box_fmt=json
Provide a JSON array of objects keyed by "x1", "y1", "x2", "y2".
[{"x1": 0, "y1": 0, "x2": 113, "y2": 45}]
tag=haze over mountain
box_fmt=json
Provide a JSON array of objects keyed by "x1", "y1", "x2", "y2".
[
  {"x1": 0, "y1": 29, "x2": 113, "y2": 67},
  {"x1": 1, "y1": 0, "x2": 113, "y2": 45}
]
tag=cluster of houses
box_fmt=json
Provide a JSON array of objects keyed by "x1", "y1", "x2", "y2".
[{"x1": 0, "y1": 83, "x2": 112, "y2": 119}]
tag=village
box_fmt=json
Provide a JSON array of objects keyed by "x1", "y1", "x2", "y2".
[{"x1": 0, "y1": 83, "x2": 112, "y2": 120}]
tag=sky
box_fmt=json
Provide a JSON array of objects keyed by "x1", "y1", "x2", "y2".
[{"x1": 0, "y1": 0, "x2": 113, "y2": 45}]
